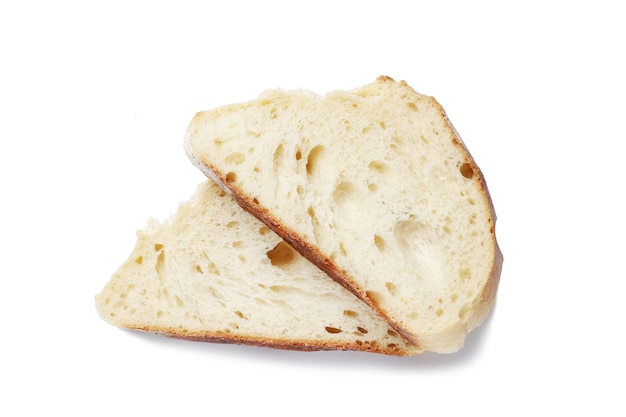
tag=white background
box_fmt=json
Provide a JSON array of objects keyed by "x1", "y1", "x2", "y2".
[{"x1": 2, "y1": 0, "x2": 624, "y2": 415}]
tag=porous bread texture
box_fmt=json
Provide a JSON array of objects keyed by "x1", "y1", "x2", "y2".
[
  {"x1": 95, "y1": 181, "x2": 418, "y2": 355},
  {"x1": 185, "y1": 76, "x2": 502, "y2": 353}
]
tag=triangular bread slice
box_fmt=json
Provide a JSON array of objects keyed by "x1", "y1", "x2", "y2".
[
  {"x1": 184, "y1": 76, "x2": 502, "y2": 353},
  {"x1": 95, "y1": 180, "x2": 419, "y2": 355}
]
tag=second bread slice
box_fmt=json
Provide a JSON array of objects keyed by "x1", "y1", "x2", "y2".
[{"x1": 95, "y1": 181, "x2": 418, "y2": 355}]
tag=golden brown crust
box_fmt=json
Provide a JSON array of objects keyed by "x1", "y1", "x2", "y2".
[
  {"x1": 376, "y1": 74, "x2": 396, "y2": 83},
  {"x1": 126, "y1": 324, "x2": 413, "y2": 356}
]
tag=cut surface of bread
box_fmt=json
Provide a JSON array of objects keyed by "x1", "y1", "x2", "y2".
[
  {"x1": 185, "y1": 76, "x2": 502, "y2": 353},
  {"x1": 96, "y1": 181, "x2": 418, "y2": 355}
]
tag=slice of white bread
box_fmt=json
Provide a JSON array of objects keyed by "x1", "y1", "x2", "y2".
[
  {"x1": 95, "y1": 180, "x2": 419, "y2": 355},
  {"x1": 185, "y1": 76, "x2": 503, "y2": 353}
]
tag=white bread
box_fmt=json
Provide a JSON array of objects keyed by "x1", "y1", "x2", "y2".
[
  {"x1": 95, "y1": 180, "x2": 419, "y2": 355},
  {"x1": 185, "y1": 76, "x2": 502, "y2": 353}
]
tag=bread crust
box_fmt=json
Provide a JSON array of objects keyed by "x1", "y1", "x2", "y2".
[{"x1": 124, "y1": 324, "x2": 413, "y2": 356}]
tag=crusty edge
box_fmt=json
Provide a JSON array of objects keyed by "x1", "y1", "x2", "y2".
[{"x1": 115, "y1": 324, "x2": 419, "y2": 356}]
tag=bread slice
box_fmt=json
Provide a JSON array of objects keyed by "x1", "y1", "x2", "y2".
[
  {"x1": 184, "y1": 76, "x2": 502, "y2": 353},
  {"x1": 95, "y1": 180, "x2": 419, "y2": 355}
]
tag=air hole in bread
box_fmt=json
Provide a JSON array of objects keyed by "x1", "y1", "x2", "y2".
[
  {"x1": 387, "y1": 329, "x2": 398, "y2": 337},
  {"x1": 258, "y1": 226, "x2": 271, "y2": 235},
  {"x1": 269, "y1": 285, "x2": 303, "y2": 295},
  {"x1": 267, "y1": 241, "x2": 297, "y2": 269},
  {"x1": 306, "y1": 145, "x2": 326, "y2": 179},
  {"x1": 272, "y1": 143, "x2": 285, "y2": 171},
  {"x1": 195, "y1": 265, "x2": 203, "y2": 273},
  {"x1": 357, "y1": 326, "x2": 368, "y2": 334},
  {"x1": 208, "y1": 262, "x2": 219, "y2": 275},
  {"x1": 390, "y1": 136, "x2": 404, "y2": 150},
  {"x1": 379, "y1": 121, "x2": 387, "y2": 129},
  {"x1": 232, "y1": 241, "x2": 244, "y2": 248},
  {"x1": 458, "y1": 304, "x2": 471, "y2": 320},
  {"x1": 325, "y1": 326, "x2": 342, "y2": 334},
  {"x1": 368, "y1": 161, "x2": 390, "y2": 175},
  {"x1": 368, "y1": 183, "x2": 378, "y2": 192},
  {"x1": 332, "y1": 181, "x2": 356, "y2": 206},
  {"x1": 155, "y1": 250, "x2": 166, "y2": 284},
  {"x1": 226, "y1": 221, "x2": 239, "y2": 228},
  {"x1": 295, "y1": 149, "x2": 302, "y2": 160},
  {"x1": 343, "y1": 309, "x2": 358, "y2": 318},
  {"x1": 436, "y1": 309, "x2": 444, "y2": 317},
  {"x1": 385, "y1": 282, "x2": 398, "y2": 296},
  {"x1": 366, "y1": 290, "x2": 383, "y2": 304},
  {"x1": 225, "y1": 152, "x2": 245, "y2": 165},
  {"x1": 339, "y1": 242, "x2": 347, "y2": 257},
  {"x1": 451, "y1": 293, "x2": 459, "y2": 302},
  {"x1": 176, "y1": 296, "x2": 184, "y2": 308},
  {"x1": 459, "y1": 268, "x2": 471, "y2": 282},
  {"x1": 374, "y1": 235, "x2": 386, "y2": 252},
  {"x1": 460, "y1": 162, "x2": 474, "y2": 179},
  {"x1": 134, "y1": 256, "x2": 143, "y2": 264},
  {"x1": 407, "y1": 102, "x2": 418, "y2": 111},
  {"x1": 225, "y1": 172, "x2": 237, "y2": 183},
  {"x1": 234, "y1": 310, "x2": 246, "y2": 319},
  {"x1": 154, "y1": 243, "x2": 163, "y2": 251}
]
